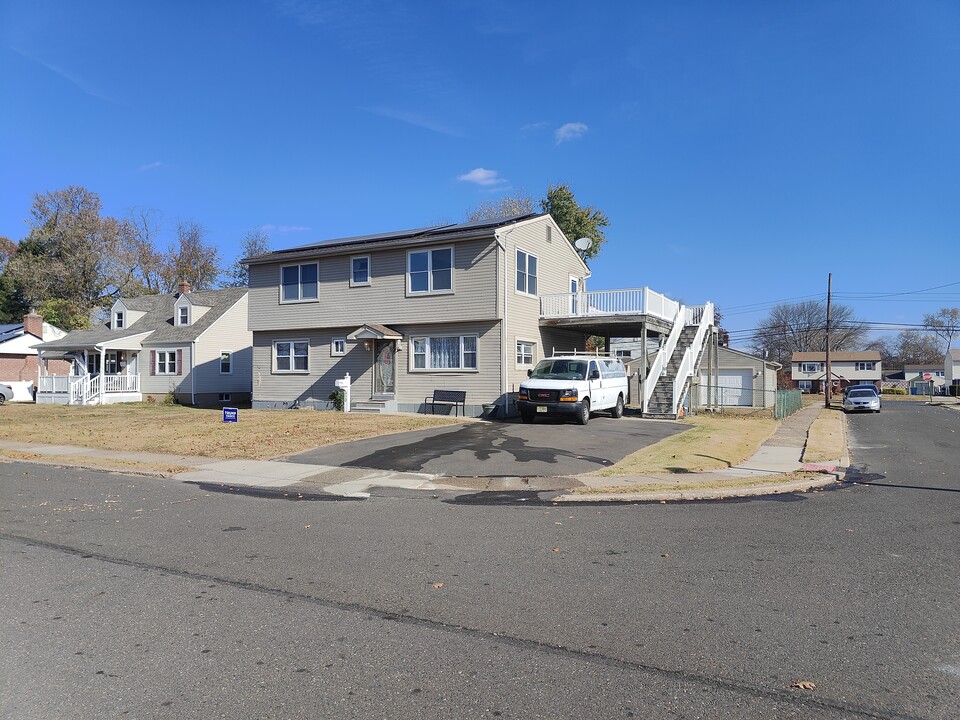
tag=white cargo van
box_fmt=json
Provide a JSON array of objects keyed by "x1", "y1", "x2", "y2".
[{"x1": 516, "y1": 355, "x2": 629, "y2": 425}]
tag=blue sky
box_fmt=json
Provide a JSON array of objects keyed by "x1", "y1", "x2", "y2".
[{"x1": 2, "y1": 1, "x2": 958, "y2": 349}]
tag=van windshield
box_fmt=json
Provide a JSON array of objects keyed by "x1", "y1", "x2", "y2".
[{"x1": 529, "y1": 359, "x2": 588, "y2": 380}]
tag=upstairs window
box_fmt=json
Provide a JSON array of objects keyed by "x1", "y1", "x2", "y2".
[
  {"x1": 350, "y1": 256, "x2": 370, "y2": 286},
  {"x1": 281, "y1": 263, "x2": 319, "y2": 302},
  {"x1": 177, "y1": 306, "x2": 190, "y2": 326},
  {"x1": 856, "y1": 361, "x2": 876, "y2": 371},
  {"x1": 408, "y1": 248, "x2": 452, "y2": 294},
  {"x1": 801, "y1": 362, "x2": 821, "y2": 373},
  {"x1": 516, "y1": 250, "x2": 538, "y2": 296},
  {"x1": 114, "y1": 311, "x2": 124, "y2": 329}
]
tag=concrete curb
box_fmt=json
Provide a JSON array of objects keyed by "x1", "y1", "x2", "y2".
[{"x1": 0, "y1": 454, "x2": 174, "y2": 479}]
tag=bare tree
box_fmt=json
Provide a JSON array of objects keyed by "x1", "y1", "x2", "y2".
[
  {"x1": 750, "y1": 300, "x2": 868, "y2": 366},
  {"x1": 865, "y1": 331, "x2": 944, "y2": 368},
  {"x1": 224, "y1": 228, "x2": 271, "y2": 287},
  {"x1": 160, "y1": 221, "x2": 221, "y2": 292},
  {"x1": 923, "y1": 307, "x2": 960, "y2": 352},
  {"x1": 125, "y1": 208, "x2": 165, "y2": 293},
  {"x1": 465, "y1": 191, "x2": 536, "y2": 222}
]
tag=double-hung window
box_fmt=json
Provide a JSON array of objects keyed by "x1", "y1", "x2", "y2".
[
  {"x1": 157, "y1": 351, "x2": 177, "y2": 375},
  {"x1": 516, "y1": 249, "x2": 538, "y2": 295},
  {"x1": 801, "y1": 362, "x2": 821, "y2": 373},
  {"x1": 516, "y1": 340, "x2": 534, "y2": 365},
  {"x1": 220, "y1": 351, "x2": 233, "y2": 375},
  {"x1": 178, "y1": 306, "x2": 190, "y2": 326},
  {"x1": 798, "y1": 380, "x2": 812, "y2": 391},
  {"x1": 407, "y1": 248, "x2": 452, "y2": 294},
  {"x1": 274, "y1": 340, "x2": 309, "y2": 373},
  {"x1": 856, "y1": 361, "x2": 875, "y2": 371},
  {"x1": 281, "y1": 263, "x2": 319, "y2": 302},
  {"x1": 411, "y1": 335, "x2": 477, "y2": 370},
  {"x1": 114, "y1": 311, "x2": 124, "y2": 329},
  {"x1": 350, "y1": 256, "x2": 370, "y2": 286}
]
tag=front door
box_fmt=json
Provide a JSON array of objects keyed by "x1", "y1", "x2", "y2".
[{"x1": 374, "y1": 340, "x2": 395, "y2": 395}]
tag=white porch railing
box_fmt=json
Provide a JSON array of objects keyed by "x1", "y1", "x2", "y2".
[
  {"x1": 540, "y1": 287, "x2": 680, "y2": 323},
  {"x1": 642, "y1": 305, "x2": 687, "y2": 412},
  {"x1": 38, "y1": 374, "x2": 140, "y2": 405},
  {"x1": 671, "y1": 303, "x2": 715, "y2": 415}
]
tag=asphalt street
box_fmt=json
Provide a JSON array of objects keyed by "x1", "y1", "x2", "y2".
[
  {"x1": 1, "y1": 400, "x2": 957, "y2": 719},
  {"x1": 286, "y1": 413, "x2": 685, "y2": 477}
]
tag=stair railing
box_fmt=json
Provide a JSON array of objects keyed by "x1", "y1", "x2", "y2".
[
  {"x1": 642, "y1": 305, "x2": 686, "y2": 411},
  {"x1": 671, "y1": 303, "x2": 715, "y2": 415}
]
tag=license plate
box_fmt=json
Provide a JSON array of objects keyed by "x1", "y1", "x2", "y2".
[{"x1": 537, "y1": 406, "x2": 548, "y2": 413}]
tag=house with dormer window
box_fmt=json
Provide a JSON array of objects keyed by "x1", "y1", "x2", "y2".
[{"x1": 35, "y1": 282, "x2": 252, "y2": 406}]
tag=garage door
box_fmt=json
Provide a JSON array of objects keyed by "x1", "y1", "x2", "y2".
[{"x1": 700, "y1": 369, "x2": 753, "y2": 406}]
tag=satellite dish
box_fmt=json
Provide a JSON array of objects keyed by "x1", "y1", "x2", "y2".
[{"x1": 574, "y1": 237, "x2": 592, "y2": 252}]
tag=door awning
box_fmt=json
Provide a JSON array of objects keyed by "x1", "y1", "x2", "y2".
[{"x1": 347, "y1": 323, "x2": 403, "y2": 341}]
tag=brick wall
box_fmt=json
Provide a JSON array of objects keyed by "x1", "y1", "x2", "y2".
[{"x1": 0, "y1": 355, "x2": 72, "y2": 383}]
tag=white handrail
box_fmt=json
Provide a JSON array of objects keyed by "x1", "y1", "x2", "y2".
[
  {"x1": 671, "y1": 303, "x2": 715, "y2": 414},
  {"x1": 642, "y1": 305, "x2": 687, "y2": 411}
]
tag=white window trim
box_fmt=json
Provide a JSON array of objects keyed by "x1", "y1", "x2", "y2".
[
  {"x1": 218, "y1": 393, "x2": 232, "y2": 403},
  {"x1": 279, "y1": 262, "x2": 320, "y2": 304},
  {"x1": 800, "y1": 362, "x2": 821, "y2": 373},
  {"x1": 408, "y1": 334, "x2": 479, "y2": 373},
  {"x1": 177, "y1": 305, "x2": 191, "y2": 326},
  {"x1": 515, "y1": 248, "x2": 539, "y2": 298},
  {"x1": 331, "y1": 337, "x2": 346, "y2": 357},
  {"x1": 349, "y1": 255, "x2": 371, "y2": 287},
  {"x1": 406, "y1": 246, "x2": 455, "y2": 296},
  {"x1": 219, "y1": 350, "x2": 233, "y2": 375},
  {"x1": 156, "y1": 350, "x2": 177, "y2": 376},
  {"x1": 856, "y1": 362, "x2": 876, "y2": 371},
  {"x1": 272, "y1": 339, "x2": 310, "y2": 374},
  {"x1": 515, "y1": 337, "x2": 537, "y2": 368},
  {"x1": 114, "y1": 311, "x2": 124, "y2": 329},
  {"x1": 798, "y1": 380, "x2": 812, "y2": 391}
]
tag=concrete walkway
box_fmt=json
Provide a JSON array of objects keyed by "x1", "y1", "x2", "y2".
[{"x1": 0, "y1": 404, "x2": 845, "y2": 502}]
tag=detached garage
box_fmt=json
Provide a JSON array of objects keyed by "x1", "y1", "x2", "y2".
[{"x1": 697, "y1": 347, "x2": 780, "y2": 409}]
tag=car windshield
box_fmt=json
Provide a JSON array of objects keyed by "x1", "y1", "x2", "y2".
[
  {"x1": 848, "y1": 389, "x2": 876, "y2": 399},
  {"x1": 529, "y1": 359, "x2": 588, "y2": 380}
]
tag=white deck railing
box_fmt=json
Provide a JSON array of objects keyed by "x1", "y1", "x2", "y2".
[
  {"x1": 38, "y1": 374, "x2": 140, "y2": 404},
  {"x1": 540, "y1": 287, "x2": 680, "y2": 323},
  {"x1": 37, "y1": 376, "x2": 71, "y2": 393},
  {"x1": 642, "y1": 306, "x2": 687, "y2": 412},
  {"x1": 671, "y1": 303, "x2": 715, "y2": 414}
]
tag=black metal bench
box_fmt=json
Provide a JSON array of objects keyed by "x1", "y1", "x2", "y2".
[{"x1": 425, "y1": 389, "x2": 467, "y2": 417}]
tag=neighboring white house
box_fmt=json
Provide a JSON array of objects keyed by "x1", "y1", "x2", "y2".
[
  {"x1": 902, "y1": 363, "x2": 946, "y2": 392},
  {"x1": 790, "y1": 351, "x2": 882, "y2": 394},
  {"x1": 0, "y1": 312, "x2": 69, "y2": 401},
  {"x1": 34, "y1": 284, "x2": 252, "y2": 406},
  {"x1": 945, "y1": 349, "x2": 960, "y2": 392}
]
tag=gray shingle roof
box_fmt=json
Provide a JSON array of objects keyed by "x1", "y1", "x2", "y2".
[{"x1": 36, "y1": 288, "x2": 247, "y2": 350}]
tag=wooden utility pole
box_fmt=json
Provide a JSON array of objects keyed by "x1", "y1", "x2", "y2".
[{"x1": 824, "y1": 272, "x2": 833, "y2": 408}]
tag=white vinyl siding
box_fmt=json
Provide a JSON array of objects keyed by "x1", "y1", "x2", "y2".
[{"x1": 281, "y1": 263, "x2": 319, "y2": 303}]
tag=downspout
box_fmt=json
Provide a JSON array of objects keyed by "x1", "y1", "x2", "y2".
[
  {"x1": 191, "y1": 341, "x2": 196, "y2": 406},
  {"x1": 494, "y1": 230, "x2": 508, "y2": 417}
]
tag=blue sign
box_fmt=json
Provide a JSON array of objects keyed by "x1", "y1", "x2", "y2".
[{"x1": 222, "y1": 407, "x2": 239, "y2": 423}]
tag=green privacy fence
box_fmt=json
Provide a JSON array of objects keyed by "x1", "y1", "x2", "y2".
[{"x1": 775, "y1": 389, "x2": 803, "y2": 420}]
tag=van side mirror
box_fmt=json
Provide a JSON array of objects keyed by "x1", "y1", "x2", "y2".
[
  {"x1": 527, "y1": 369, "x2": 533, "y2": 377},
  {"x1": 590, "y1": 369, "x2": 600, "y2": 380}
]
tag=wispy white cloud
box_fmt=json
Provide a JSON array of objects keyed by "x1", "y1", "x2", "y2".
[
  {"x1": 137, "y1": 161, "x2": 162, "y2": 173},
  {"x1": 555, "y1": 122, "x2": 589, "y2": 144},
  {"x1": 261, "y1": 224, "x2": 311, "y2": 233},
  {"x1": 521, "y1": 121, "x2": 548, "y2": 133},
  {"x1": 11, "y1": 46, "x2": 116, "y2": 104},
  {"x1": 366, "y1": 107, "x2": 462, "y2": 137},
  {"x1": 457, "y1": 168, "x2": 507, "y2": 187}
]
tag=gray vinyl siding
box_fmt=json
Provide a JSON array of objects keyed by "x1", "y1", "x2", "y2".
[
  {"x1": 252, "y1": 329, "x2": 374, "y2": 407},
  {"x1": 248, "y1": 238, "x2": 499, "y2": 332},
  {"x1": 191, "y1": 295, "x2": 253, "y2": 396},
  {"x1": 253, "y1": 321, "x2": 500, "y2": 413}
]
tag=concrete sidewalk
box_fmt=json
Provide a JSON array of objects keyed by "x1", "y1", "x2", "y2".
[{"x1": 0, "y1": 404, "x2": 845, "y2": 502}]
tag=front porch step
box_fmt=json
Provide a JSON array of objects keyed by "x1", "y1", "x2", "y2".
[{"x1": 352, "y1": 397, "x2": 398, "y2": 414}]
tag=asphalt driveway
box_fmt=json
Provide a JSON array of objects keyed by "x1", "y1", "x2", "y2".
[{"x1": 284, "y1": 414, "x2": 685, "y2": 477}]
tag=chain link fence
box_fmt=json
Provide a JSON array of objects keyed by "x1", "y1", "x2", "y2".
[
  {"x1": 692, "y1": 385, "x2": 802, "y2": 420},
  {"x1": 774, "y1": 389, "x2": 803, "y2": 419}
]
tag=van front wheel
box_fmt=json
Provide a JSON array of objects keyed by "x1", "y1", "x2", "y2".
[
  {"x1": 611, "y1": 394, "x2": 624, "y2": 418},
  {"x1": 576, "y1": 399, "x2": 590, "y2": 425}
]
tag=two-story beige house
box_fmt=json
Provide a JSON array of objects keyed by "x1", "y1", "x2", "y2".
[
  {"x1": 244, "y1": 214, "x2": 594, "y2": 416},
  {"x1": 789, "y1": 351, "x2": 882, "y2": 394}
]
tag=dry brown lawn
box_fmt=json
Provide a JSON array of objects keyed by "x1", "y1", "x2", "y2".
[
  {"x1": 0, "y1": 404, "x2": 460, "y2": 460},
  {"x1": 802, "y1": 405, "x2": 846, "y2": 463},
  {"x1": 592, "y1": 413, "x2": 778, "y2": 477}
]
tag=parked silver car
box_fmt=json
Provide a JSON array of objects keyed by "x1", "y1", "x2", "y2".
[
  {"x1": 843, "y1": 387, "x2": 881, "y2": 413},
  {"x1": 0, "y1": 383, "x2": 12, "y2": 405}
]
